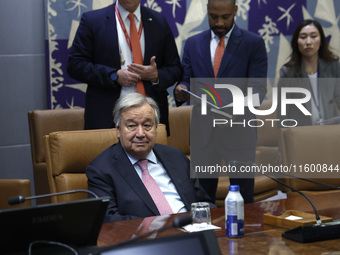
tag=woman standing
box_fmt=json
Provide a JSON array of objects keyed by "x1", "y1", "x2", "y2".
[{"x1": 278, "y1": 19, "x2": 340, "y2": 126}]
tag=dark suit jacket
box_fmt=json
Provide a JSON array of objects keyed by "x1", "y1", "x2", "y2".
[
  {"x1": 67, "y1": 4, "x2": 182, "y2": 132},
  {"x1": 180, "y1": 25, "x2": 267, "y2": 150},
  {"x1": 86, "y1": 142, "x2": 214, "y2": 223}
]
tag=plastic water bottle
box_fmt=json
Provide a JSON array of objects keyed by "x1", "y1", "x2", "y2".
[{"x1": 225, "y1": 185, "x2": 244, "y2": 237}]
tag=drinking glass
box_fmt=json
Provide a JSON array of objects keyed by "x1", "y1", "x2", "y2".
[{"x1": 190, "y1": 202, "x2": 211, "y2": 225}]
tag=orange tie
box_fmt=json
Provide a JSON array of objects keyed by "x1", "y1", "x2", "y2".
[
  {"x1": 128, "y1": 13, "x2": 146, "y2": 96},
  {"x1": 213, "y1": 37, "x2": 225, "y2": 77}
]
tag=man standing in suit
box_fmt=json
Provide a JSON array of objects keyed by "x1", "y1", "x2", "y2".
[
  {"x1": 67, "y1": 0, "x2": 182, "y2": 133},
  {"x1": 86, "y1": 93, "x2": 214, "y2": 223},
  {"x1": 174, "y1": 0, "x2": 267, "y2": 203}
]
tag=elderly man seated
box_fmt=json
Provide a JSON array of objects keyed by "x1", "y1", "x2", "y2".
[{"x1": 86, "y1": 93, "x2": 215, "y2": 222}]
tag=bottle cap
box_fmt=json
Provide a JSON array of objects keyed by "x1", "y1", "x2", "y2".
[{"x1": 229, "y1": 185, "x2": 240, "y2": 191}]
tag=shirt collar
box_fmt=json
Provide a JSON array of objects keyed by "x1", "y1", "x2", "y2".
[
  {"x1": 127, "y1": 150, "x2": 157, "y2": 166},
  {"x1": 117, "y1": 1, "x2": 141, "y2": 23},
  {"x1": 210, "y1": 24, "x2": 235, "y2": 42}
]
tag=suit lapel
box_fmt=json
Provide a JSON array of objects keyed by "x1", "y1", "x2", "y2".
[
  {"x1": 153, "y1": 145, "x2": 191, "y2": 209},
  {"x1": 141, "y1": 7, "x2": 152, "y2": 64},
  {"x1": 200, "y1": 31, "x2": 214, "y2": 77},
  {"x1": 318, "y1": 59, "x2": 329, "y2": 106},
  {"x1": 218, "y1": 25, "x2": 242, "y2": 77},
  {"x1": 295, "y1": 62, "x2": 314, "y2": 111},
  {"x1": 105, "y1": 4, "x2": 121, "y2": 67},
  {"x1": 112, "y1": 143, "x2": 159, "y2": 215}
]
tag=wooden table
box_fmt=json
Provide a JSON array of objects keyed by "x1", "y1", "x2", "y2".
[{"x1": 97, "y1": 192, "x2": 340, "y2": 254}]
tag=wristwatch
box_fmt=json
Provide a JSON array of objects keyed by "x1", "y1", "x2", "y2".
[{"x1": 110, "y1": 71, "x2": 119, "y2": 82}]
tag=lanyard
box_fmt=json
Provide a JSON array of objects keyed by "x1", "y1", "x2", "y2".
[{"x1": 115, "y1": 4, "x2": 143, "y2": 52}]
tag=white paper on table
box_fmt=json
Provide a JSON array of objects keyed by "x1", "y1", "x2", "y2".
[{"x1": 181, "y1": 223, "x2": 221, "y2": 232}]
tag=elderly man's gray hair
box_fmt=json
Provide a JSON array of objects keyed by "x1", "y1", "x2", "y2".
[{"x1": 113, "y1": 93, "x2": 160, "y2": 127}]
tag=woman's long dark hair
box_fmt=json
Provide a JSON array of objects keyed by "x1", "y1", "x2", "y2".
[{"x1": 284, "y1": 19, "x2": 339, "y2": 73}]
